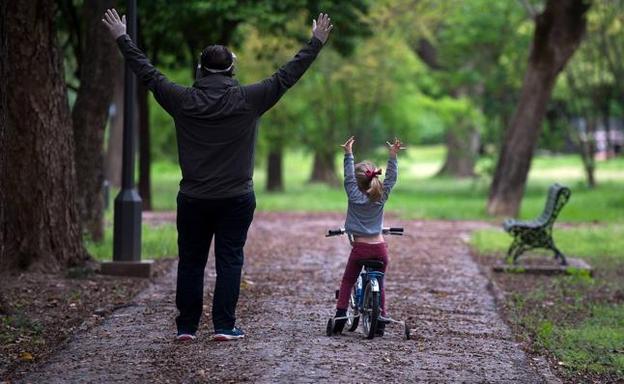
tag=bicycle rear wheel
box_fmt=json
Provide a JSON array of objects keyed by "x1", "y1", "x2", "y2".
[{"x1": 362, "y1": 281, "x2": 380, "y2": 339}]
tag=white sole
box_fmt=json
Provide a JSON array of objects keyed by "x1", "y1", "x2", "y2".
[
  {"x1": 213, "y1": 334, "x2": 244, "y2": 341},
  {"x1": 176, "y1": 334, "x2": 196, "y2": 342}
]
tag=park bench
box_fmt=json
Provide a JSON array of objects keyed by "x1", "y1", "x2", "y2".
[{"x1": 503, "y1": 183, "x2": 571, "y2": 265}]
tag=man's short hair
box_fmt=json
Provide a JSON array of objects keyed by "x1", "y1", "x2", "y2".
[{"x1": 200, "y1": 45, "x2": 234, "y2": 74}]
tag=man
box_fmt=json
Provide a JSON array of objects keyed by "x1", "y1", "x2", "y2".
[{"x1": 102, "y1": 9, "x2": 333, "y2": 341}]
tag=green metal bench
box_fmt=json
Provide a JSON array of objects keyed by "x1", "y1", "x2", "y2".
[{"x1": 503, "y1": 183, "x2": 571, "y2": 265}]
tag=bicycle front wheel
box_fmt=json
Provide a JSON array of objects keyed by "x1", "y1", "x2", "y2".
[{"x1": 362, "y1": 281, "x2": 380, "y2": 339}]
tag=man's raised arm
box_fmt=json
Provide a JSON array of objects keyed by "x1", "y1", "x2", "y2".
[
  {"x1": 243, "y1": 13, "x2": 334, "y2": 115},
  {"x1": 102, "y1": 9, "x2": 185, "y2": 115}
]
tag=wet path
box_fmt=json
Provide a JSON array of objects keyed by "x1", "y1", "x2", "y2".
[{"x1": 21, "y1": 213, "x2": 558, "y2": 383}]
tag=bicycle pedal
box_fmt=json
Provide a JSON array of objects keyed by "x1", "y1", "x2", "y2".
[{"x1": 335, "y1": 289, "x2": 339, "y2": 300}]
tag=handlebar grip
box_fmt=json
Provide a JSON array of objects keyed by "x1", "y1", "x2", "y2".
[{"x1": 326, "y1": 229, "x2": 345, "y2": 237}]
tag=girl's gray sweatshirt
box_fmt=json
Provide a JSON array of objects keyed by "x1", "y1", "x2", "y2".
[{"x1": 343, "y1": 154, "x2": 398, "y2": 236}]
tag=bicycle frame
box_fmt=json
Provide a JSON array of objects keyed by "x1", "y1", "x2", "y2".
[{"x1": 326, "y1": 225, "x2": 411, "y2": 340}]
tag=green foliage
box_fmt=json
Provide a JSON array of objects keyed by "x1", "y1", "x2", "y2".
[
  {"x1": 546, "y1": 1, "x2": 624, "y2": 182},
  {"x1": 137, "y1": 0, "x2": 370, "y2": 71},
  {"x1": 385, "y1": 0, "x2": 531, "y2": 146},
  {"x1": 383, "y1": 95, "x2": 484, "y2": 144}
]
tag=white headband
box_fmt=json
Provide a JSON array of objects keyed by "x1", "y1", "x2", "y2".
[{"x1": 198, "y1": 52, "x2": 237, "y2": 73}]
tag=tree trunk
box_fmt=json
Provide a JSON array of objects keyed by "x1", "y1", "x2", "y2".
[
  {"x1": 437, "y1": 125, "x2": 479, "y2": 178},
  {"x1": 105, "y1": 64, "x2": 124, "y2": 188},
  {"x1": 1, "y1": 0, "x2": 86, "y2": 271},
  {"x1": 580, "y1": 118, "x2": 597, "y2": 188},
  {"x1": 0, "y1": 0, "x2": 7, "y2": 265},
  {"x1": 72, "y1": 0, "x2": 116, "y2": 242},
  {"x1": 138, "y1": 83, "x2": 152, "y2": 210},
  {"x1": 309, "y1": 151, "x2": 338, "y2": 186},
  {"x1": 487, "y1": 0, "x2": 589, "y2": 217},
  {"x1": 266, "y1": 149, "x2": 284, "y2": 192}
]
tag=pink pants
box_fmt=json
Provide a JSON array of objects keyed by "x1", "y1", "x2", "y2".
[{"x1": 336, "y1": 242, "x2": 388, "y2": 316}]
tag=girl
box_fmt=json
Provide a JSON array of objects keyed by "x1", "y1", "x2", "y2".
[{"x1": 332, "y1": 136, "x2": 404, "y2": 336}]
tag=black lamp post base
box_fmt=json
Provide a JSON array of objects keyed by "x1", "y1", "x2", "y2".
[
  {"x1": 101, "y1": 259, "x2": 154, "y2": 278},
  {"x1": 113, "y1": 188, "x2": 142, "y2": 263}
]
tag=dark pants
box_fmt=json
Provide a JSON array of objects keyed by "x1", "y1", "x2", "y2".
[
  {"x1": 175, "y1": 191, "x2": 255, "y2": 334},
  {"x1": 336, "y1": 242, "x2": 388, "y2": 316}
]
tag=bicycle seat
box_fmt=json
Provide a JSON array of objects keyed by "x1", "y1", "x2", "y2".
[{"x1": 359, "y1": 259, "x2": 385, "y2": 270}]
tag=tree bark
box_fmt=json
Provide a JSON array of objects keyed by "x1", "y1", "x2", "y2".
[
  {"x1": 72, "y1": 0, "x2": 116, "y2": 242},
  {"x1": 1, "y1": 0, "x2": 86, "y2": 271},
  {"x1": 309, "y1": 151, "x2": 339, "y2": 186},
  {"x1": 487, "y1": 0, "x2": 590, "y2": 217},
  {"x1": 437, "y1": 125, "x2": 479, "y2": 178},
  {"x1": 581, "y1": 119, "x2": 597, "y2": 188},
  {"x1": 266, "y1": 149, "x2": 284, "y2": 192},
  {"x1": 105, "y1": 64, "x2": 124, "y2": 188},
  {"x1": 138, "y1": 83, "x2": 152, "y2": 210},
  {"x1": 0, "y1": 0, "x2": 7, "y2": 265}
]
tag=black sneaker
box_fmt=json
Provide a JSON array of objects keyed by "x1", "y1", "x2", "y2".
[
  {"x1": 376, "y1": 315, "x2": 391, "y2": 337},
  {"x1": 375, "y1": 322, "x2": 386, "y2": 336},
  {"x1": 213, "y1": 326, "x2": 245, "y2": 341},
  {"x1": 175, "y1": 333, "x2": 197, "y2": 342},
  {"x1": 332, "y1": 309, "x2": 347, "y2": 334}
]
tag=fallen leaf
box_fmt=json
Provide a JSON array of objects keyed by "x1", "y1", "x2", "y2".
[{"x1": 19, "y1": 352, "x2": 33, "y2": 361}]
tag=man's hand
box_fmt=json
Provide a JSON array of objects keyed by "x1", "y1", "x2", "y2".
[
  {"x1": 341, "y1": 136, "x2": 355, "y2": 154},
  {"x1": 386, "y1": 138, "x2": 406, "y2": 158},
  {"x1": 312, "y1": 13, "x2": 334, "y2": 44},
  {"x1": 102, "y1": 8, "x2": 126, "y2": 39}
]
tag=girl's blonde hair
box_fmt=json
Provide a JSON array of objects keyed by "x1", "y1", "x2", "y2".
[{"x1": 355, "y1": 161, "x2": 383, "y2": 202}]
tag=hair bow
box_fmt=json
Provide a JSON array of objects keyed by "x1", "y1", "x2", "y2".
[{"x1": 365, "y1": 168, "x2": 382, "y2": 179}]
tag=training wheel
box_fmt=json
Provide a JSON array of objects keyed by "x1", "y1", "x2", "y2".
[
  {"x1": 404, "y1": 324, "x2": 411, "y2": 340},
  {"x1": 326, "y1": 318, "x2": 334, "y2": 337}
]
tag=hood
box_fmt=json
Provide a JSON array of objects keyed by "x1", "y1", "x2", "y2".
[{"x1": 192, "y1": 72, "x2": 239, "y2": 91}]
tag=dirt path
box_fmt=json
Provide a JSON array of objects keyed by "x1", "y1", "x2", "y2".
[{"x1": 19, "y1": 213, "x2": 558, "y2": 383}]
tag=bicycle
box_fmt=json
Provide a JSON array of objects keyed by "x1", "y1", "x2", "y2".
[{"x1": 325, "y1": 227, "x2": 411, "y2": 340}]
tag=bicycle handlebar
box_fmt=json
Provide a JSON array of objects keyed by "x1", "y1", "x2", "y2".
[
  {"x1": 325, "y1": 227, "x2": 404, "y2": 237},
  {"x1": 326, "y1": 228, "x2": 346, "y2": 237}
]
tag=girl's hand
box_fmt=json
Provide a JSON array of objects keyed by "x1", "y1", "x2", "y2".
[
  {"x1": 340, "y1": 136, "x2": 355, "y2": 154},
  {"x1": 386, "y1": 137, "x2": 406, "y2": 158}
]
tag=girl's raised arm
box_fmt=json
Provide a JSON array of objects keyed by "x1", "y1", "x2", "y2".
[
  {"x1": 341, "y1": 137, "x2": 363, "y2": 201},
  {"x1": 383, "y1": 138, "x2": 405, "y2": 201}
]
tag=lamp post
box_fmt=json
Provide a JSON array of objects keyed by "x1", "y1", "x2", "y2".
[{"x1": 102, "y1": 0, "x2": 152, "y2": 277}]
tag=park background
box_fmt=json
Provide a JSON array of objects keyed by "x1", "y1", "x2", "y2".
[{"x1": 1, "y1": 0, "x2": 623, "y2": 382}]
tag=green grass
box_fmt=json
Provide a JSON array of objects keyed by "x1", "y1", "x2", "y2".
[
  {"x1": 85, "y1": 223, "x2": 177, "y2": 261},
  {"x1": 470, "y1": 225, "x2": 624, "y2": 380},
  {"x1": 147, "y1": 146, "x2": 624, "y2": 223},
  {"x1": 538, "y1": 305, "x2": 624, "y2": 376}
]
